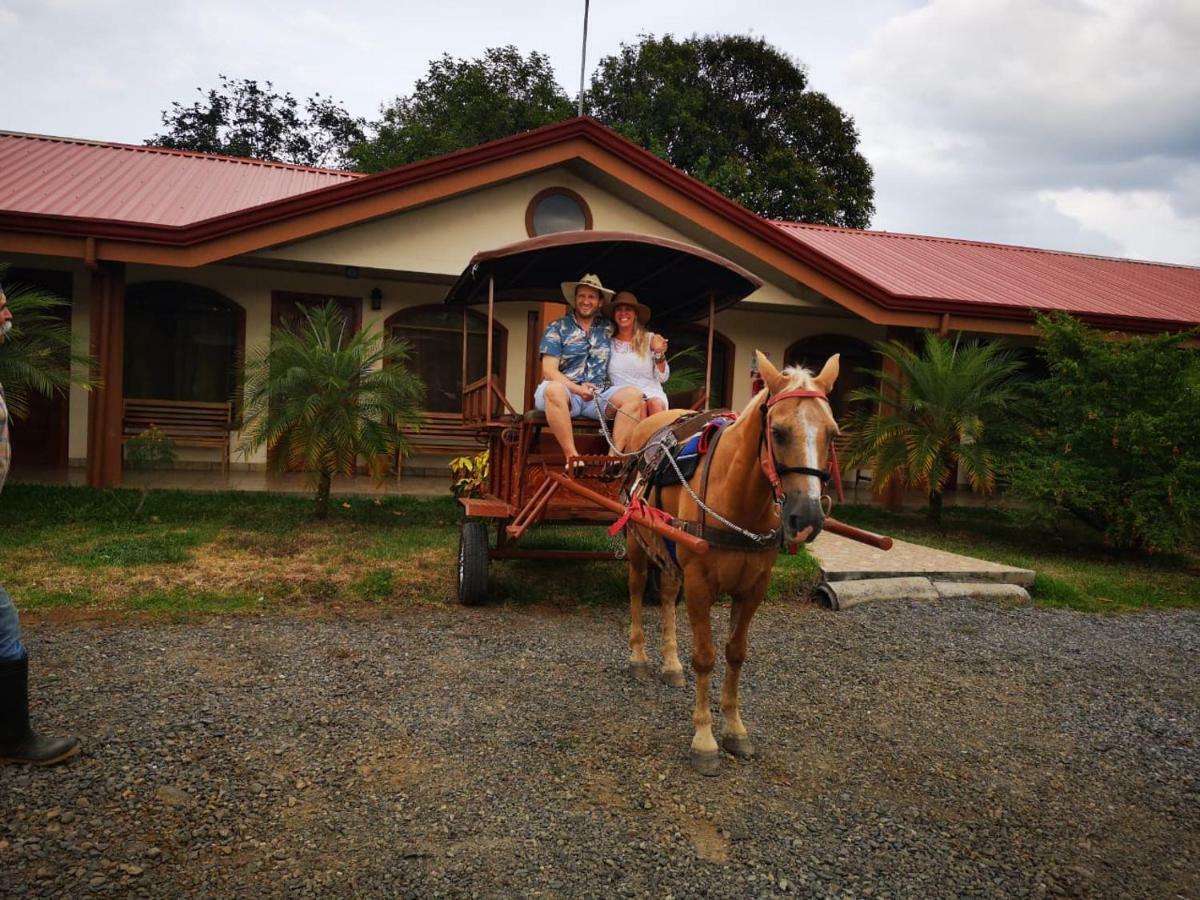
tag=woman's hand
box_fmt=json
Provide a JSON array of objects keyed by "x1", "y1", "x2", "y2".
[{"x1": 650, "y1": 334, "x2": 668, "y2": 355}]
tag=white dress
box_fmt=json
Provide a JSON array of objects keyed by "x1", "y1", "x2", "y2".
[{"x1": 608, "y1": 336, "x2": 670, "y2": 406}]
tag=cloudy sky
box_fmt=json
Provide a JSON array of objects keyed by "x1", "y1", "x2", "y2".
[{"x1": 2, "y1": 0, "x2": 1198, "y2": 265}]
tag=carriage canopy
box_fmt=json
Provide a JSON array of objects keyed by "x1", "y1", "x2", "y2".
[{"x1": 444, "y1": 231, "x2": 763, "y2": 326}]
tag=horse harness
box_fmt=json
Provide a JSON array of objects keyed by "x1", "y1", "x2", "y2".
[{"x1": 615, "y1": 390, "x2": 843, "y2": 563}]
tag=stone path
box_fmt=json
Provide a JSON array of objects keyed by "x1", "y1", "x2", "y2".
[{"x1": 810, "y1": 532, "x2": 1035, "y2": 586}]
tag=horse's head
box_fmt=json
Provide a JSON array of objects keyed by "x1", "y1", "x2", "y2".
[{"x1": 755, "y1": 350, "x2": 840, "y2": 544}]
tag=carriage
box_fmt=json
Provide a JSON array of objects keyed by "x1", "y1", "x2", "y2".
[{"x1": 441, "y1": 231, "x2": 888, "y2": 605}]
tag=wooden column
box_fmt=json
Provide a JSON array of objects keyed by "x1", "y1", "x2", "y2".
[{"x1": 85, "y1": 262, "x2": 126, "y2": 489}]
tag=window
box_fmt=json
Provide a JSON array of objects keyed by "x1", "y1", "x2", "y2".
[
  {"x1": 525, "y1": 187, "x2": 593, "y2": 237},
  {"x1": 124, "y1": 283, "x2": 243, "y2": 404},
  {"x1": 784, "y1": 335, "x2": 876, "y2": 422},
  {"x1": 658, "y1": 325, "x2": 734, "y2": 410},
  {"x1": 387, "y1": 306, "x2": 506, "y2": 414}
]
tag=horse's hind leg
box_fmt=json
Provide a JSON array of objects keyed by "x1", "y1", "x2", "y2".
[
  {"x1": 720, "y1": 584, "x2": 767, "y2": 759},
  {"x1": 626, "y1": 535, "x2": 651, "y2": 679},
  {"x1": 658, "y1": 566, "x2": 685, "y2": 688}
]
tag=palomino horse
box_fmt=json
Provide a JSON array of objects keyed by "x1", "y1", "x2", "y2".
[{"x1": 623, "y1": 351, "x2": 839, "y2": 775}]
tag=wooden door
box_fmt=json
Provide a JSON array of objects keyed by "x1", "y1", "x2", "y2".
[{"x1": 6, "y1": 268, "x2": 73, "y2": 472}]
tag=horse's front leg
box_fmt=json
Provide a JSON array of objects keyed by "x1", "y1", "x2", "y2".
[
  {"x1": 683, "y1": 567, "x2": 721, "y2": 776},
  {"x1": 626, "y1": 536, "x2": 651, "y2": 679},
  {"x1": 658, "y1": 566, "x2": 685, "y2": 688},
  {"x1": 721, "y1": 579, "x2": 768, "y2": 759}
]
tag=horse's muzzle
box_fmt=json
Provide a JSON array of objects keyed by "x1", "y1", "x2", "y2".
[{"x1": 783, "y1": 495, "x2": 825, "y2": 544}]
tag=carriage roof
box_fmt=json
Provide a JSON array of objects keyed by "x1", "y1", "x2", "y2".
[{"x1": 443, "y1": 231, "x2": 763, "y2": 327}]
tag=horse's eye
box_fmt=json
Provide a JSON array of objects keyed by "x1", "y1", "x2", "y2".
[{"x1": 771, "y1": 426, "x2": 788, "y2": 444}]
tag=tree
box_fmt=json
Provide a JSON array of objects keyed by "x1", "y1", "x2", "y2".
[
  {"x1": 1008, "y1": 313, "x2": 1200, "y2": 554},
  {"x1": 238, "y1": 303, "x2": 425, "y2": 519},
  {"x1": 588, "y1": 34, "x2": 875, "y2": 227},
  {"x1": 147, "y1": 75, "x2": 367, "y2": 168},
  {"x1": 842, "y1": 332, "x2": 1024, "y2": 525},
  {"x1": 0, "y1": 264, "x2": 94, "y2": 420},
  {"x1": 351, "y1": 47, "x2": 575, "y2": 172}
]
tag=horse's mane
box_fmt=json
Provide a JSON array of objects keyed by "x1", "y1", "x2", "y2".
[{"x1": 733, "y1": 366, "x2": 818, "y2": 425}]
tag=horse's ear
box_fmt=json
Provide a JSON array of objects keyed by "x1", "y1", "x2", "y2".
[
  {"x1": 756, "y1": 350, "x2": 788, "y2": 395},
  {"x1": 814, "y1": 354, "x2": 840, "y2": 395}
]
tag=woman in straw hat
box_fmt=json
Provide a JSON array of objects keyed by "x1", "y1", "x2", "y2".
[{"x1": 603, "y1": 291, "x2": 671, "y2": 417}]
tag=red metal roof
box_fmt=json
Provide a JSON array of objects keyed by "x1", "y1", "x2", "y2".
[
  {"x1": 774, "y1": 221, "x2": 1200, "y2": 329},
  {"x1": 1, "y1": 120, "x2": 1196, "y2": 331},
  {"x1": 0, "y1": 131, "x2": 360, "y2": 227}
]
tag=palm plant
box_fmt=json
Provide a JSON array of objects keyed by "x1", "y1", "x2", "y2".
[
  {"x1": 239, "y1": 302, "x2": 425, "y2": 519},
  {"x1": 0, "y1": 264, "x2": 94, "y2": 419},
  {"x1": 842, "y1": 332, "x2": 1024, "y2": 525}
]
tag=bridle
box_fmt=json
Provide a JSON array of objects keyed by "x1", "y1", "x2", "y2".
[{"x1": 758, "y1": 389, "x2": 844, "y2": 507}]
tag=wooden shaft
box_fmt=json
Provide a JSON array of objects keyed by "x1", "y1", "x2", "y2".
[
  {"x1": 703, "y1": 293, "x2": 715, "y2": 411},
  {"x1": 547, "y1": 472, "x2": 710, "y2": 555},
  {"x1": 485, "y1": 275, "x2": 494, "y2": 393},
  {"x1": 460, "y1": 304, "x2": 468, "y2": 414},
  {"x1": 824, "y1": 518, "x2": 893, "y2": 550}
]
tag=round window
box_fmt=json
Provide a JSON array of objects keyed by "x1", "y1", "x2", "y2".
[{"x1": 526, "y1": 188, "x2": 592, "y2": 236}]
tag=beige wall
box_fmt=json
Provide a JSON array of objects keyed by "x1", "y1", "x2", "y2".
[{"x1": 252, "y1": 167, "x2": 829, "y2": 312}]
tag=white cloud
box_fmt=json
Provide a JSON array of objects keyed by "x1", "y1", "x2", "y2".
[{"x1": 1038, "y1": 187, "x2": 1200, "y2": 265}]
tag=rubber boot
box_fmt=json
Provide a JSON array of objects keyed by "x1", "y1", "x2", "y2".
[{"x1": 0, "y1": 655, "x2": 80, "y2": 766}]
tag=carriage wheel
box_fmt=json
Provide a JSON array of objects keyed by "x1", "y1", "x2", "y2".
[{"x1": 457, "y1": 521, "x2": 490, "y2": 606}]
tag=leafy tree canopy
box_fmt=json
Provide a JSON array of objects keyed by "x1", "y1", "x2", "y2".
[
  {"x1": 147, "y1": 75, "x2": 367, "y2": 168},
  {"x1": 588, "y1": 34, "x2": 875, "y2": 226},
  {"x1": 350, "y1": 47, "x2": 575, "y2": 173},
  {"x1": 1008, "y1": 313, "x2": 1200, "y2": 554}
]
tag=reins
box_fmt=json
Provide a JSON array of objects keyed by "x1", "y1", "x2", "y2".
[{"x1": 596, "y1": 385, "x2": 842, "y2": 552}]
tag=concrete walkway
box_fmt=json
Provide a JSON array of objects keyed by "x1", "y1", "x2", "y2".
[
  {"x1": 808, "y1": 531, "x2": 1035, "y2": 610},
  {"x1": 810, "y1": 531, "x2": 1035, "y2": 586}
]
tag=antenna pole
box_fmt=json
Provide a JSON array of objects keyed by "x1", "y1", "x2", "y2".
[{"x1": 578, "y1": 0, "x2": 590, "y2": 117}]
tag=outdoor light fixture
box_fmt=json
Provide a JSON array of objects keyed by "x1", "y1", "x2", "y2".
[
  {"x1": 369, "y1": 287, "x2": 383, "y2": 311},
  {"x1": 344, "y1": 266, "x2": 360, "y2": 279}
]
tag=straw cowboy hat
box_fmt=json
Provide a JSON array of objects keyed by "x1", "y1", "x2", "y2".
[
  {"x1": 603, "y1": 291, "x2": 652, "y2": 326},
  {"x1": 560, "y1": 273, "x2": 615, "y2": 307}
]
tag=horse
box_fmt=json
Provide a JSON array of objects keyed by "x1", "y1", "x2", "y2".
[{"x1": 622, "y1": 350, "x2": 840, "y2": 776}]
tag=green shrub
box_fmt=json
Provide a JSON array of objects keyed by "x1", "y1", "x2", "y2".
[
  {"x1": 124, "y1": 425, "x2": 177, "y2": 469},
  {"x1": 1008, "y1": 313, "x2": 1200, "y2": 553}
]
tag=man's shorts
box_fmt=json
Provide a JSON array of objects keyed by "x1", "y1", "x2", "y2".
[{"x1": 533, "y1": 381, "x2": 626, "y2": 420}]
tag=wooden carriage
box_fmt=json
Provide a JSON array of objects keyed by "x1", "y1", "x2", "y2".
[{"x1": 442, "y1": 231, "x2": 763, "y2": 604}]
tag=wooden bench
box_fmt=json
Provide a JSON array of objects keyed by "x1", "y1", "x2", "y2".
[
  {"x1": 122, "y1": 398, "x2": 233, "y2": 474},
  {"x1": 399, "y1": 413, "x2": 488, "y2": 477}
]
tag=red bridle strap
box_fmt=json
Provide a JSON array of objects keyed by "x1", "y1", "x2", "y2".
[{"x1": 760, "y1": 389, "x2": 844, "y2": 504}]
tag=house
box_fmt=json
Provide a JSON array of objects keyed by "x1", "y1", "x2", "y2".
[{"x1": 1, "y1": 117, "x2": 1197, "y2": 489}]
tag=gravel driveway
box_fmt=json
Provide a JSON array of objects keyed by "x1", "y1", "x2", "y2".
[{"x1": 3, "y1": 599, "x2": 1197, "y2": 898}]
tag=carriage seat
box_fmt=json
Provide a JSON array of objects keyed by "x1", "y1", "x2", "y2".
[{"x1": 520, "y1": 410, "x2": 604, "y2": 429}]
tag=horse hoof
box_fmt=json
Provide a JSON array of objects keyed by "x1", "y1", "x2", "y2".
[
  {"x1": 721, "y1": 734, "x2": 755, "y2": 759},
  {"x1": 689, "y1": 750, "x2": 722, "y2": 777},
  {"x1": 628, "y1": 662, "x2": 651, "y2": 680},
  {"x1": 660, "y1": 669, "x2": 686, "y2": 688}
]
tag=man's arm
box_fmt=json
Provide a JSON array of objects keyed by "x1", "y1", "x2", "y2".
[{"x1": 542, "y1": 356, "x2": 595, "y2": 399}]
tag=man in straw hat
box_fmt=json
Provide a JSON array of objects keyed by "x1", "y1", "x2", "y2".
[{"x1": 534, "y1": 273, "x2": 645, "y2": 466}]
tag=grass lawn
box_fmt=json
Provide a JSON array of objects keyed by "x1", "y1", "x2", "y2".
[
  {"x1": 0, "y1": 483, "x2": 820, "y2": 619},
  {"x1": 835, "y1": 502, "x2": 1200, "y2": 614},
  {"x1": 4, "y1": 485, "x2": 1194, "y2": 619}
]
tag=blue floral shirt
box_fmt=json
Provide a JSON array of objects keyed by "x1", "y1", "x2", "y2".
[{"x1": 539, "y1": 314, "x2": 615, "y2": 387}]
